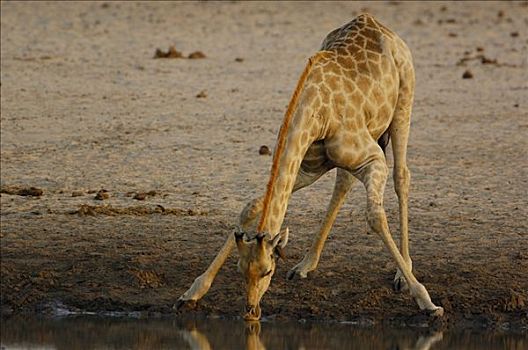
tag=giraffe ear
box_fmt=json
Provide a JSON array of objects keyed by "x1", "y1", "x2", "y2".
[
  {"x1": 271, "y1": 227, "x2": 289, "y2": 249},
  {"x1": 271, "y1": 228, "x2": 289, "y2": 260},
  {"x1": 234, "y1": 229, "x2": 248, "y2": 253}
]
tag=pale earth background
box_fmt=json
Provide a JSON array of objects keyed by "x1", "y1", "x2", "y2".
[{"x1": 1, "y1": 1, "x2": 527, "y2": 329}]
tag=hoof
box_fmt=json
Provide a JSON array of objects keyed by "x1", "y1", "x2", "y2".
[
  {"x1": 174, "y1": 298, "x2": 197, "y2": 311},
  {"x1": 287, "y1": 268, "x2": 308, "y2": 280},
  {"x1": 393, "y1": 272, "x2": 409, "y2": 292},
  {"x1": 427, "y1": 307, "x2": 444, "y2": 317},
  {"x1": 393, "y1": 276, "x2": 408, "y2": 292}
]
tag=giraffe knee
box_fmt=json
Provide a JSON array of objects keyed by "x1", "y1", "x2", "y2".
[
  {"x1": 366, "y1": 202, "x2": 387, "y2": 234},
  {"x1": 393, "y1": 166, "x2": 410, "y2": 198}
]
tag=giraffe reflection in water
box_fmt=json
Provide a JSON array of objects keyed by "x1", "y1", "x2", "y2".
[
  {"x1": 180, "y1": 321, "x2": 443, "y2": 350},
  {"x1": 2, "y1": 317, "x2": 525, "y2": 350},
  {"x1": 180, "y1": 322, "x2": 265, "y2": 350}
]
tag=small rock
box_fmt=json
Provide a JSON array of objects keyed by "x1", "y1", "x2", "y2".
[
  {"x1": 78, "y1": 205, "x2": 96, "y2": 216},
  {"x1": 94, "y1": 190, "x2": 109, "y2": 200},
  {"x1": 235, "y1": 57, "x2": 244, "y2": 62},
  {"x1": 510, "y1": 31, "x2": 519, "y2": 37},
  {"x1": 188, "y1": 51, "x2": 206, "y2": 59},
  {"x1": 481, "y1": 56, "x2": 497, "y2": 65},
  {"x1": 196, "y1": 90, "x2": 207, "y2": 98},
  {"x1": 259, "y1": 145, "x2": 272, "y2": 155},
  {"x1": 71, "y1": 191, "x2": 84, "y2": 197},
  {"x1": 462, "y1": 70, "x2": 473, "y2": 79},
  {"x1": 1, "y1": 185, "x2": 43, "y2": 197},
  {"x1": 18, "y1": 187, "x2": 43, "y2": 197},
  {"x1": 133, "y1": 193, "x2": 147, "y2": 200},
  {"x1": 476, "y1": 47, "x2": 484, "y2": 52}
]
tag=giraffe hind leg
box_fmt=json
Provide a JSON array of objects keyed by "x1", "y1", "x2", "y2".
[
  {"x1": 391, "y1": 111, "x2": 412, "y2": 292},
  {"x1": 354, "y1": 152, "x2": 442, "y2": 315},
  {"x1": 390, "y1": 72, "x2": 415, "y2": 292}
]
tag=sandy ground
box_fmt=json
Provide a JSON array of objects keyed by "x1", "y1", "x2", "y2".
[{"x1": 1, "y1": 1, "x2": 527, "y2": 331}]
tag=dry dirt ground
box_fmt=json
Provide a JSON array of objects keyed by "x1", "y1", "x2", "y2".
[{"x1": 1, "y1": 1, "x2": 527, "y2": 331}]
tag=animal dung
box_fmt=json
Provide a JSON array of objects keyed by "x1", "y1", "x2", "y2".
[
  {"x1": 154, "y1": 46, "x2": 207, "y2": 59},
  {"x1": 154, "y1": 46, "x2": 183, "y2": 58},
  {"x1": 462, "y1": 70, "x2": 473, "y2": 79},
  {"x1": 188, "y1": 51, "x2": 206, "y2": 59},
  {"x1": 196, "y1": 90, "x2": 207, "y2": 98},
  {"x1": 259, "y1": 145, "x2": 272, "y2": 155}
]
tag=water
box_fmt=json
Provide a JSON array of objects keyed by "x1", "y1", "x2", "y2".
[{"x1": 1, "y1": 316, "x2": 526, "y2": 350}]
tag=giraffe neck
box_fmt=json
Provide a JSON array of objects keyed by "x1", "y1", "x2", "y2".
[
  {"x1": 257, "y1": 54, "x2": 325, "y2": 236},
  {"x1": 257, "y1": 128, "x2": 312, "y2": 236}
]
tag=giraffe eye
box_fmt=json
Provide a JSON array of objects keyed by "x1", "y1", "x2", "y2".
[{"x1": 262, "y1": 270, "x2": 272, "y2": 277}]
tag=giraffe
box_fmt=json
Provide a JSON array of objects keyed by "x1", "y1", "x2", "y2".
[{"x1": 177, "y1": 14, "x2": 444, "y2": 321}]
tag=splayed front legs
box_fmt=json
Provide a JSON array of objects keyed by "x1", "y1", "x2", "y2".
[{"x1": 177, "y1": 164, "x2": 326, "y2": 308}]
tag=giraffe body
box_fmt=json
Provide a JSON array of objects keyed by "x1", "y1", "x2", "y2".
[
  {"x1": 178, "y1": 14, "x2": 443, "y2": 321},
  {"x1": 258, "y1": 14, "x2": 410, "y2": 236}
]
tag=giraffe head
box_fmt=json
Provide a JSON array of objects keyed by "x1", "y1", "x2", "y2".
[{"x1": 234, "y1": 228, "x2": 289, "y2": 321}]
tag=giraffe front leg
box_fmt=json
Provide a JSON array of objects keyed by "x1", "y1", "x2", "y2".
[
  {"x1": 357, "y1": 158, "x2": 443, "y2": 316},
  {"x1": 176, "y1": 234, "x2": 236, "y2": 309},
  {"x1": 176, "y1": 197, "x2": 264, "y2": 309},
  {"x1": 287, "y1": 169, "x2": 355, "y2": 280}
]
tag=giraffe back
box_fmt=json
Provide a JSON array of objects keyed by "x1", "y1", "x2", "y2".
[{"x1": 306, "y1": 14, "x2": 414, "y2": 143}]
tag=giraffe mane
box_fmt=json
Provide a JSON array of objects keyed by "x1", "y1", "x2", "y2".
[{"x1": 257, "y1": 52, "x2": 328, "y2": 233}]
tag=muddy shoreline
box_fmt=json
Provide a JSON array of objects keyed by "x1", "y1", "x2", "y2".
[{"x1": 1, "y1": 211, "x2": 526, "y2": 332}]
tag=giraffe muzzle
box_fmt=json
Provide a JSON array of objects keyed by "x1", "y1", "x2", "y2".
[{"x1": 243, "y1": 304, "x2": 261, "y2": 321}]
